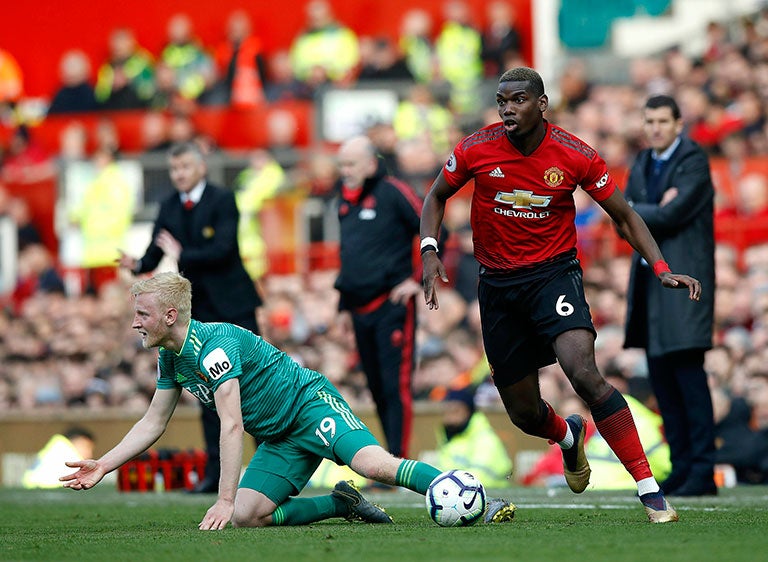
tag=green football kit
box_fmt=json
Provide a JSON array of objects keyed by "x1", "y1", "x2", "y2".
[{"x1": 156, "y1": 320, "x2": 439, "y2": 524}]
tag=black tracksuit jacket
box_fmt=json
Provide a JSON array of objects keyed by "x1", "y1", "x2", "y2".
[{"x1": 334, "y1": 162, "x2": 423, "y2": 310}]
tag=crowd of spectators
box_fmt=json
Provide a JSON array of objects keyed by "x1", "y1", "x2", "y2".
[
  {"x1": 2, "y1": 3, "x2": 768, "y2": 484},
  {"x1": 1, "y1": 0, "x2": 523, "y2": 117},
  {"x1": 0, "y1": 2, "x2": 523, "y2": 181}
]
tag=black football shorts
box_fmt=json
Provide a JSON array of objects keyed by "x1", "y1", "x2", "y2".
[{"x1": 478, "y1": 251, "x2": 596, "y2": 388}]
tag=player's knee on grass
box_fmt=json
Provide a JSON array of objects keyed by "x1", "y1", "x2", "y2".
[
  {"x1": 231, "y1": 511, "x2": 273, "y2": 528},
  {"x1": 232, "y1": 489, "x2": 276, "y2": 527}
]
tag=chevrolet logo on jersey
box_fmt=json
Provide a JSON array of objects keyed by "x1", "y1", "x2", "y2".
[{"x1": 494, "y1": 190, "x2": 552, "y2": 209}]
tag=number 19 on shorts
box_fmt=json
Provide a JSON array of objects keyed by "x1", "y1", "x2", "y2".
[{"x1": 315, "y1": 417, "x2": 336, "y2": 447}]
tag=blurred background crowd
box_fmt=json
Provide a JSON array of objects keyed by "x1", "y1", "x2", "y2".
[{"x1": 1, "y1": 0, "x2": 768, "y2": 485}]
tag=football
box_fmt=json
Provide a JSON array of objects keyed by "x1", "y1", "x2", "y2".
[{"x1": 425, "y1": 469, "x2": 486, "y2": 527}]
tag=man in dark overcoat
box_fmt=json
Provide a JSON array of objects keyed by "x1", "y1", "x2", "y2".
[{"x1": 623, "y1": 94, "x2": 717, "y2": 496}]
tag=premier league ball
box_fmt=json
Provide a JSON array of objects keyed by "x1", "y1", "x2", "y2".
[{"x1": 425, "y1": 470, "x2": 486, "y2": 527}]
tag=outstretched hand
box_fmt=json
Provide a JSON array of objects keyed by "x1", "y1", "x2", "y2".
[
  {"x1": 422, "y1": 252, "x2": 449, "y2": 310},
  {"x1": 659, "y1": 272, "x2": 701, "y2": 301},
  {"x1": 59, "y1": 459, "x2": 106, "y2": 490}
]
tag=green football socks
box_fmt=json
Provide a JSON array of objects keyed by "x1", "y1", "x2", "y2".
[
  {"x1": 395, "y1": 459, "x2": 441, "y2": 494},
  {"x1": 272, "y1": 496, "x2": 344, "y2": 526}
]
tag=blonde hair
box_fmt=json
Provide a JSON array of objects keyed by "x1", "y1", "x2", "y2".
[{"x1": 130, "y1": 272, "x2": 192, "y2": 324}]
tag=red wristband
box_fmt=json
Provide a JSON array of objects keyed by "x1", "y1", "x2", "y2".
[{"x1": 652, "y1": 260, "x2": 671, "y2": 277}]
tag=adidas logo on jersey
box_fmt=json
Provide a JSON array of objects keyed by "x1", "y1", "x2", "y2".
[{"x1": 489, "y1": 166, "x2": 505, "y2": 178}]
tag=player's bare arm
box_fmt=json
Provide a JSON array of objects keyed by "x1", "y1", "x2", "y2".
[
  {"x1": 198, "y1": 378, "x2": 244, "y2": 531},
  {"x1": 61, "y1": 387, "x2": 181, "y2": 490},
  {"x1": 599, "y1": 190, "x2": 701, "y2": 301},
  {"x1": 420, "y1": 172, "x2": 458, "y2": 309}
]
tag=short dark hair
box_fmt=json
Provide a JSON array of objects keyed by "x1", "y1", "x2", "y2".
[
  {"x1": 499, "y1": 67, "x2": 545, "y2": 97},
  {"x1": 645, "y1": 95, "x2": 681, "y2": 119}
]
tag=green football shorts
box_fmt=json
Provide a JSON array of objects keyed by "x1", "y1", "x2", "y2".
[{"x1": 239, "y1": 383, "x2": 380, "y2": 505}]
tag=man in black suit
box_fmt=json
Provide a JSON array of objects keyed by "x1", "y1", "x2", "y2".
[
  {"x1": 623, "y1": 95, "x2": 717, "y2": 496},
  {"x1": 118, "y1": 141, "x2": 262, "y2": 493}
]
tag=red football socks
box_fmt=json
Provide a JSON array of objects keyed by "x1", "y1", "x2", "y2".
[{"x1": 590, "y1": 388, "x2": 653, "y2": 481}]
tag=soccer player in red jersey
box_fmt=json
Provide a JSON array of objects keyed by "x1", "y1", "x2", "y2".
[{"x1": 420, "y1": 67, "x2": 702, "y2": 523}]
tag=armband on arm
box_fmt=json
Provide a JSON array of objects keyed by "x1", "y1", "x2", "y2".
[
  {"x1": 420, "y1": 237, "x2": 439, "y2": 255},
  {"x1": 652, "y1": 260, "x2": 671, "y2": 277}
]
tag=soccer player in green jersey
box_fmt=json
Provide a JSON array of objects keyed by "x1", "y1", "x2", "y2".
[{"x1": 61, "y1": 272, "x2": 515, "y2": 529}]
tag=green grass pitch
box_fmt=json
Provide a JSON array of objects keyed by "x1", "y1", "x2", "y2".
[{"x1": 1, "y1": 485, "x2": 766, "y2": 562}]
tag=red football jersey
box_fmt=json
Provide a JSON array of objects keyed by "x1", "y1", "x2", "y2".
[{"x1": 443, "y1": 121, "x2": 616, "y2": 270}]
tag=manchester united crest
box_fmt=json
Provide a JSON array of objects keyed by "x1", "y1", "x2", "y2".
[{"x1": 543, "y1": 166, "x2": 565, "y2": 187}]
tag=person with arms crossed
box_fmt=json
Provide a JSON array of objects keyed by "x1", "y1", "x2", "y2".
[
  {"x1": 333, "y1": 135, "x2": 425, "y2": 460},
  {"x1": 60, "y1": 272, "x2": 516, "y2": 528},
  {"x1": 420, "y1": 67, "x2": 701, "y2": 523},
  {"x1": 623, "y1": 94, "x2": 717, "y2": 496},
  {"x1": 117, "y1": 141, "x2": 262, "y2": 494}
]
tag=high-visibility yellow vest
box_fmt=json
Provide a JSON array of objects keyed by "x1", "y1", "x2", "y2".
[
  {"x1": 161, "y1": 42, "x2": 212, "y2": 99},
  {"x1": 235, "y1": 159, "x2": 285, "y2": 280},
  {"x1": 435, "y1": 22, "x2": 482, "y2": 85},
  {"x1": 22, "y1": 435, "x2": 82, "y2": 489},
  {"x1": 393, "y1": 100, "x2": 453, "y2": 155},
  {"x1": 435, "y1": 23, "x2": 483, "y2": 113},
  {"x1": 306, "y1": 458, "x2": 368, "y2": 490},
  {"x1": 399, "y1": 36, "x2": 434, "y2": 83},
  {"x1": 436, "y1": 411, "x2": 513, "y2": 488},
  {"x1": 71, "y1": 163, "x2": 135, "y2": 268},
  {"x1": 289, "y1": 26, "x2": 360, "y2": 82},
  {"x1": 95, "y1": 50, "x2": 155, "y2": 102}
]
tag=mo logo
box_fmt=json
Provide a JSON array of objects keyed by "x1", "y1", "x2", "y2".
[{"x1": 208, "y1": 360, "x2": 231, "y2": 380}]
